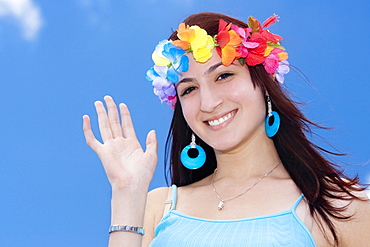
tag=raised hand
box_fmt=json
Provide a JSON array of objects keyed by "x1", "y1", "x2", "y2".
[{"x1": 83, "y1": 96, "x2": 158, "y2": 189}]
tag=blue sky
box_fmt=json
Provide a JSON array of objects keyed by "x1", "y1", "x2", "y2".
[{"x1": 0, "y1": 0, "x2": 369, "y2": 246}]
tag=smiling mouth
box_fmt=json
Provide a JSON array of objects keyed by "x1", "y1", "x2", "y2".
[{"x1": 207, "y1": 111, "x2": 236, "y2": 126}]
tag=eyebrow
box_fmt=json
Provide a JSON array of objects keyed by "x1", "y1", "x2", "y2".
[
  {"x1": 204, "y1": 62, "x2": 223, "y2": 76},
  {"x1": 177, "y1": 62, "x2": 224, "y2": 85}
]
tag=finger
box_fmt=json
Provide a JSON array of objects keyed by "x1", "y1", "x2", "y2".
[
  {"x1": 82, "y1": 115, "x2": 102, "y2": 151},
  {"x1": 145, "y1": 130, "x2": 158, "y2": 156},
  {"x1": 119, "y1": 103, "x2": 137, "y2": 139},
  {"x1": 94, "y1": 100, "x2": 113, "y2": 142},
  {"x1": 104, "y1": 95, "x2": 122, "y2": 139}
]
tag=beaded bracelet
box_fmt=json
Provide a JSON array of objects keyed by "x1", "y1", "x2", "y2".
[{"x1": 109, "y1": 225, "x2": 145, "y2": 235}]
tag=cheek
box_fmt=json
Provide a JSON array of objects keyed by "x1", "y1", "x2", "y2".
[
  {"x1": 227, "y1": 81, "x2": 257, "y2": 102},
  {"x1": 180, "y1": 102, "x2": 196, "y2": 126},
  {"x1": 178, "y1": 91, "x2": 201, "y2": 123},
  {"x1": 233, "y1": 84, "x2": 266, "y2": 116}
]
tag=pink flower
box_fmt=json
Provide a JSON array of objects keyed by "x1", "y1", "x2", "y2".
[
  {"x1": 231, "y1": 25, "x2": 259, "y2": 57},
  {"x1": 264, "y1": 53, "x2": 279, "y2": 74},
  {"x1": 263, "y1": 48, "x2": 284, "y2": 73}
]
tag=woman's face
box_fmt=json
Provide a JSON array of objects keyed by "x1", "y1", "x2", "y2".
[{"x1": 176, "y1": 50, "x2": 267, "y2": 153}]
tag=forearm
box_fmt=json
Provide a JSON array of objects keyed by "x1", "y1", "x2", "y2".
[{"x1": 108, "y1": 185, "x2": 148, "y2": 247}]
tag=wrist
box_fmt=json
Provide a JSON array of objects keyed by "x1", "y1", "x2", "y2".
[
  {"x1": 110, "y1": 185, "x2": 148, "y2": 227},
  {"x1": 109, "y1": 175, "x2": 151, "y2": 191},
  {"x1": 110, "y1": 182, "x2": 149, "y2": 194}
]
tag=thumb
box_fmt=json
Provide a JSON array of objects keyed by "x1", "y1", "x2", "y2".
[{"x1": 145, "y1": 130, "x2": 158, "y2": 155}]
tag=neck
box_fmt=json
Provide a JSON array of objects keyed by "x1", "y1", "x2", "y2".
[{"x1": 213, "y1": 130, "x2": 281, "y2": 180}]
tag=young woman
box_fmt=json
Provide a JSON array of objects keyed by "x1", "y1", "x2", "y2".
[{"x1": 83, "y1": 12, "x2": 370, "y2": 247}]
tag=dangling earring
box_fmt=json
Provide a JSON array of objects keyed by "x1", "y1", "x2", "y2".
[
  {"x1": 180, "y1": 133, "x2": 206, "y2": 170},
  {"x1": 265, "y1": 95, "x2": 280, "y2": 137}
]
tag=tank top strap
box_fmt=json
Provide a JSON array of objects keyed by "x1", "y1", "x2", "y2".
[
  {"x1": 162, "y1": 184, "x2": 178, "y2": 217},
  {"x1": 170, "y1": 184, "x2": 178, "y2": 210},
  {"x1": 291, "y1": 194, "x2": 305, "y2": 211}
]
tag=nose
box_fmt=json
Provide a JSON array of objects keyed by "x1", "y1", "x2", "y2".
[{"x1": 199, "y1": 85, "x2": 222, "y2": 112}]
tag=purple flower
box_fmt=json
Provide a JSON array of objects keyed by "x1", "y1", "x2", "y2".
[{"x1": 275, "y1": 60, "x2": 290, "y2": 84}]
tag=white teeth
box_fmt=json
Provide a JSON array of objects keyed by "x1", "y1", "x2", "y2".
[
  {"x1": 211, "y1": 119, "x2": 220, "y2": 126},
  {"x1": 208, "y1": 112, "x2": 234, "y2": 126}
]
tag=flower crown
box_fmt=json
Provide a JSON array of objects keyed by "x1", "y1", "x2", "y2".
[{"x1": 146, "y1": 15, "x2": 290, "y2": 109}]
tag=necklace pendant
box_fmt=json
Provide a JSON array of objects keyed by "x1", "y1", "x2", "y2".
[{"x1": 217, "y1": 201, "x2": 224, "y2": 210}]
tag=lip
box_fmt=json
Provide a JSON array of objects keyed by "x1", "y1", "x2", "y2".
[{"x1": 204, "y1": 109, "x2": 237, "y2": 130}]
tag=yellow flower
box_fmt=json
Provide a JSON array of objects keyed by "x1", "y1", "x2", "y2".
[
  {"x1": 264, "y1": 46, "x2": 275, "y2": 57},
  {"x1": 152, "y1": 40, "x2": 171, "y2": 66},
  {"x1": 176, "y1": 23, "x2": 215, "y2": 63},
  {"x1": 190, "y1": 26, "x2": 215, "y2": 62},
  {"x1": 152, "y1": 52, "x2": 170, "y2": 66},
  {"x1": 193, "y1": 39, "x2": 214, "y2": 62}
]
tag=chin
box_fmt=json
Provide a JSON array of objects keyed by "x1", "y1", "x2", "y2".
[{"x1": 210, "y1": 141, "x2": 241, "y2": 153}]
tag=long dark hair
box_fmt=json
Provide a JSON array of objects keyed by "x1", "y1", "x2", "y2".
[{"x1": 164, "y1": 12, "x2": 366, "y2": 246}]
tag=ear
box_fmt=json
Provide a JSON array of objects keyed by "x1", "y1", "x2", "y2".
[{"x1": 264, "y1": 84, "x2": 271, "y2": 97}]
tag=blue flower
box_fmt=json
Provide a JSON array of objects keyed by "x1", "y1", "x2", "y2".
[
  {"x1": 162, "y1": 42, "x2": 189, "y2": 83},
  {"x1": 147, "y1": 41, "x2": 189, "y2": 108}
]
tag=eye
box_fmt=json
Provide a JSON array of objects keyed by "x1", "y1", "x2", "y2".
[
  {"x1": 180, "y1": 86, "x2": 196, "y2": 96},
  {"x1": 217, "y1": 72, "x2": 234, "y2": 81}
]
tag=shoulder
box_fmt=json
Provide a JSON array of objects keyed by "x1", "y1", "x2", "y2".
[
  {"x1": 333, "y1": 190, "x2": 370, "y2": 246},
  {"x1": 147, "y1": 186, "x2": 170, "y2": 202},
  {"x1": 143, "y1": 187, "x2": 170, "y2": 246},
  {"x1": 146, "y1": 187, "x2": 170, "y2": 220}
]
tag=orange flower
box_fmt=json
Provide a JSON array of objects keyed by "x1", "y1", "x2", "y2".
[
  {"x1": 216, "y1": 20, "x2": 242, "y2": 66},
  {"x1": 173, "y1": 23, "x2": 193, "y2": 50},
  {"x1": 172, "y1": 40, "x2": 190, "y2": 50},
  {"x1": 176, "y1": 23, "x2": 194, "y2": 43}
]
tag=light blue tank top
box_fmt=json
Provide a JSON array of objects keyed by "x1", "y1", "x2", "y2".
[{"x1": 150, "y1": 185, "x2": 317, "y2": 247}]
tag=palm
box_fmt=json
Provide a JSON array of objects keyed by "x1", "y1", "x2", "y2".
[{"x1": 83, "y1": 96, "x2": 158, "y2": 189}]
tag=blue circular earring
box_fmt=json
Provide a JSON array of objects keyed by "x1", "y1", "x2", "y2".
[
  {"x1": 265, "y1": 96, "x2": 280, "y2": 137},
  {"x1": 180, "y1": 133, "x2": 206, "y2": 170}
]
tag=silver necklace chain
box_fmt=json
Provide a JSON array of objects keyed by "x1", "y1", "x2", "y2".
[{"x1": 211, "y1": 162, "x2": 281, "y2": 210}]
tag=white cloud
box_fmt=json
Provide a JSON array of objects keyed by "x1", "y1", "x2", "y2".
[{"x1": 0, "y1": 0, "x2": 43, "y2": 40}]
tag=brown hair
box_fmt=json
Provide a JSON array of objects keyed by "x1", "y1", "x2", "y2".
[{"x1": 164, "y1": 12, "x2": 366, "y2": 246}]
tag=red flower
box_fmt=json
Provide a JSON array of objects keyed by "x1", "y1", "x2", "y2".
[{"x1": 246, "y1": 32, "x2": 267, "y2": 66}]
